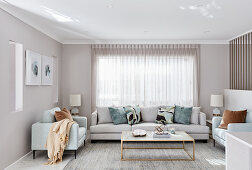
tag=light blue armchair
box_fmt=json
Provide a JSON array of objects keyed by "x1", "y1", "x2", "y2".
[
  {"x1": 212, "y1": 110, "x2": 252, "y2": 147},
  {"x1": 31, "y1": 107, "x2": 87, "y2": 159}
]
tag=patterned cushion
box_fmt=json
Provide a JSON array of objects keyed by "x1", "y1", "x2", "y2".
[
  {"x1": 155, "y1": 106, "x2": 175, "y2": 124},
  {"x1": 174, "y1": 105, "x2": 192, "y2": 125},
  {"x1": 108, "y1": 107, "x2": 128, "y2": 125},
  {"x1": 124, "y1": 105, "x2": 141, "y2": 125}
]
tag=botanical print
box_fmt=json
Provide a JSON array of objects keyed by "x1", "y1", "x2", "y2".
[
  {"x1": 26, "y1": 50, "x2": 41, "y2": 85},
  {"x1": 42, "y1": 56, "x2": 53, "y2": 85}
]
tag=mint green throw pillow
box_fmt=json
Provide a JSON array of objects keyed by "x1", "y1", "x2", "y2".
[
  {"x1": 174, "y1": 105, "x2": 192, "y2": 125},
  {"x1": 108, "y1": 107, "x2": 127, "y2": 125}
]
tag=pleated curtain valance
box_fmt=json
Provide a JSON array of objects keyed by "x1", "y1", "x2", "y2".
[{"x1": 91, "y1": 44, "x2": 200, "y2": 111}]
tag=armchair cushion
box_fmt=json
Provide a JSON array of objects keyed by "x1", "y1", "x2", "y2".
[{"x1": 41, "y1": 107, "x2": 60, "y2": 123}]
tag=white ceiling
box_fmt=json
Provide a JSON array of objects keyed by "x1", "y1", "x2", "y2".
[{"x1": 0, "y1": 0, "x2": 252, "y2": 44}]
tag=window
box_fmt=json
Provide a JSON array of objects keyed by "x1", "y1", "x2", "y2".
[
  {"x1": 9, "y1": 41, "x2": 23, "y2": 112},
  {"x1": 93, "y1": 44, "x2": 199, "y2": 107}
]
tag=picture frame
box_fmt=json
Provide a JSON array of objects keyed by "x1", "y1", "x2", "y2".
[
  {"x1": 41, "y1": 56, "x2": 53, "y2": 85},
  {"x1": 25, "y1": 50, "x2": 41, "y2": 85}
]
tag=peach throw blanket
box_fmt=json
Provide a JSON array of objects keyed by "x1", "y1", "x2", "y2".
[{"x1": 45, "y1": 119, "x2": 75, "y2": 164}]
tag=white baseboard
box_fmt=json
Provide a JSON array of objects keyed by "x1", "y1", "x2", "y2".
[{"x1": 4, "y1": 151, "x2": 32, "y2": 170}]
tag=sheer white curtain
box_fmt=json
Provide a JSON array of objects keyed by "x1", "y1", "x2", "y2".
[{"x1": 91, "y1": 44, "x2": 199, "y2": 110}]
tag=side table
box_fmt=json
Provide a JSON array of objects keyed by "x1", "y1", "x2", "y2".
[{"x1": 206, "y1": 120, "x2": 213, "y2": 139}]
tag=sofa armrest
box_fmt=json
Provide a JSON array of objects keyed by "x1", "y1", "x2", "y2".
[
  {"x1": 72, "y1": 116, "x2": 87, "y2": 130},
  {"x1": 212, "y1": 117, "x2": 222, "y2": 129},
  {"x1": 67, "y1": 123, "x2": 79, "y2": 150},
  {"x1": 212, "y1": 117, "x2": 222, "y2": 139},
  {"x1": 228, "y1": 123, "x2": 252, "y2": 132},
  {"x1": 31, "y1": 122, "x2": 52, "y2": 150},
  {"x1": 32, "y1": 122, "x2": 80, "y2": 151},
  {"x1": 199, "y1": 112, "x2": 207, "y2": 126},
  {"x1": 91, "y1": 110, "x2": 98, "y2": 126}
]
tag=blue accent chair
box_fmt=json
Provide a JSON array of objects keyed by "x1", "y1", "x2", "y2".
[
  {"x1": 31, "y1": 107, "x2": 87, "y2": 159},
  {"x1": 212, "y1": 110, "x2": 252, "y2": 147}
]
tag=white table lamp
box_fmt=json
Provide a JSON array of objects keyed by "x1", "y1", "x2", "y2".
[
  {"x1": 210, "y1": 95, "x2": 223, "y2": 116},
  {"x1": 70, "y1": 94, "x2": 81, "y2": 115}
]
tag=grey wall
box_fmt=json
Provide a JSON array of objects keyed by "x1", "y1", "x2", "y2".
[
  {"x1": 61, "y1": 44, "x2": 92, "y2": 127},
  {"x1": 61, "y1": 44, "x2": 229, "y2": 122},
  {"x1": 200, "y1": 44, "x2": 229, "y2": 119},
  {"x1": 0, "y1": 9, "x2": 62, "y2": 169}
]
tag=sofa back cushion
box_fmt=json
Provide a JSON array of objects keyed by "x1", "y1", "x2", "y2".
[
  {"x1": 97, "y1": 107, "x2": 112, "y2": 124},
  {"x1": 191, "y1": 107, "x2": 200, "y2": 125},
  {"x1": 245, "y1": 110, "x2": 252, "y2": 123},
  {"x1": 141, "y1": 106, "x2": 159, "y2": 122},
  {"x1": 41, "y1": 107, "x2": 61, "y2": 123}
]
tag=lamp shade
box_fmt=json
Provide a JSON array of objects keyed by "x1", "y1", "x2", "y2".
[
  {"x1": 210, "y1": 95, "x2": 223, "y2": 107},
  {"x1": 70, "y1": 94, "x2": 81, "y2": 106}
]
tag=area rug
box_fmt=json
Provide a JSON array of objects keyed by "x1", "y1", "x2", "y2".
[{"x1": 64, "y1": 140, "x2": 225, "y2": 170}]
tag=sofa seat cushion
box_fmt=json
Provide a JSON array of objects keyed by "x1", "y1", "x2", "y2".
[
  {"x1": 78, "y1": 127, "x2": 86, "y2": 140},
  {"x1": 166, "y1": 124, "x2": 209, "y2": 134},
  {"x1": 132, "y1": 123, "x2": 209, "y2": 134},
  {"x1": 90, "y1": 123, "x2": 131, "y2": 134},
  {"x1": 132, "y1": 123, "x2": 158, "y2": 131},
  {"x1": 214, "y1": 128, "x2": 227, "y2": 141}
]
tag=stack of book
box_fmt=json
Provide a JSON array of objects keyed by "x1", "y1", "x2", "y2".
[{"x1": 153, "y1": 131, "x2": 171, "y2": 138}]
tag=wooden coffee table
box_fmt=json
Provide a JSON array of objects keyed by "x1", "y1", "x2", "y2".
[{"x1": 121, "y1": 131, "x2": 195, "y2": 161}]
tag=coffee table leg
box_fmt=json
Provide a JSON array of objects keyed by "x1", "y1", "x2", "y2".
[
  {"x1": 121, "y1": 140, "x2": 123, "y2": 160},
  {"x1": 193, "y1": 140, "x2": 195, "y2": 161},
  {"x1": 182, "y1": 141, "x2": 185, "y2": 149}
]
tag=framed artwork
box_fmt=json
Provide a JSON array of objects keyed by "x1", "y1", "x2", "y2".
[
  {"x1": 42, "y1": 56, "x2": 53, "y2": 85},
  {"x1": 25, "y1": 50, "x2": 41, "y2": 85}
]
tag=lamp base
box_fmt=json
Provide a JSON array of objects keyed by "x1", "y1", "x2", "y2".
[
  {"x1": 213, "y1": 108, "x2": 221, "y2": 117},
  {"x1": 71, "y1": 107, "x2": 79, "y2": 115}
]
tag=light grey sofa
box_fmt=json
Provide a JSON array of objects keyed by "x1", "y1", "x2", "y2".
[
  {"x1": 212, "y1": 110, "x2": 252, "y2": 147},
  {"x1": 31, "y1": 107, "x2": 87, "y2": 159},
  {"x1": 90, "y1": 106, "x2": 209, "y2": 142}
]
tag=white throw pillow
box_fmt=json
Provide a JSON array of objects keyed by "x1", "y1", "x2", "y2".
[
  {"x1": 141, "y1": 106, "x2": 159, "y2": 122},
  {"x1": 190, "y1": 107, "x2": 200, "y2": 125},
  {"x1": 97, "y1": 107, "x2": 113, "y2": 124}
]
